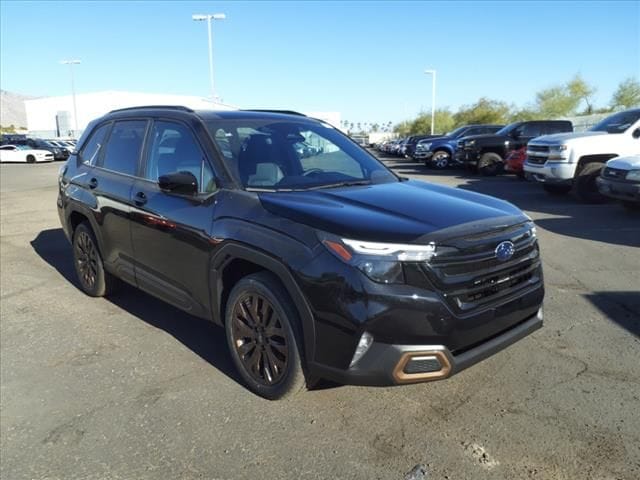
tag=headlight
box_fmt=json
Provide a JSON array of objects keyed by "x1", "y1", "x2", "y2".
[
  {"x1": 626, "y1": 169, "x2": 640, "y2": 181},
  {"x1": 465, "y1": 140, "x2": 475, "y2": 147},
  {"x1": 319, "y1": 233, "x2": 436, "y2": 284},
  {"x1": 548, "y1": 144, "x2": 568, "y2": 160},
  {"x1": 422, "y1": 142, "x2": 432, "y2": 150}
]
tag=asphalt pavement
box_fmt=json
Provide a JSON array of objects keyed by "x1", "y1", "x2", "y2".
[{"x1": 1, "y1": 159, "x2": 639, "y2": 480}]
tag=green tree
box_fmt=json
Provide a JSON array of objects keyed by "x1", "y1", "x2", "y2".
[
  {"x1": 567, "y1": 74, "x2": 597, "y2": 114},
  {"x1": 611, "y1": 77, "x2": 640, "y2": 109},
  {"x1": 371, "y1": 123, "x2": 380, "y2": 133},
  {"x1": 510, "y1": 107, "x2": 544, "y2": 122},
  {"x1": 535, "y1": 86, "x2": 579, "y2": 117},
  {"x1": 453, "y1": 98, "x2": 512, "y2": 126}
]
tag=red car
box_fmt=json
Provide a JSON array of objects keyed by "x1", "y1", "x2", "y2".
[{"x1": 505, "y1": 146, "x2": 526, "y2": 178}]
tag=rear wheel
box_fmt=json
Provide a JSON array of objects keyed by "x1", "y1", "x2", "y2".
[
  {"x1": 478, "y1": 152, "x2": 503, "y2": 176},
  {"x1": 72, "y1": 222, "x2": 117, "y2": 297},
  {"x1": 431, "y1": 150, "x2": 451, "y2": 169},
  {"x1": 543, "y1": 184, "x2": 572, "y2": 195},
  {"x1": 225, "y1": 272, "x2": 307, "y2": 400},
  {"x1": 574, "y1": 162, "x2": 606, "y2": 203},
  {"x1": 26, "y1": 155, "x2": 35, "y2": 163}
]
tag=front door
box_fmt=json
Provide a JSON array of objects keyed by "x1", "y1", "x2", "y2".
[{"x1": 129, "y1": 119, "x2": 219, "y2": 317}]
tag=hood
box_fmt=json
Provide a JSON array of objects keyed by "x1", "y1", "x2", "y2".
[
  {"x1": 458, "y1": 133, "x2": 507, "y2": 143},
  {"x1": 530, "y1": 131, "x2": 608, "y2": 144},
  {"x1": 258, "y1": 180, "x2": 527, "y2": 243},
  {"x1": 606, "y1": 155, "x2": 640, "y2": 170}
]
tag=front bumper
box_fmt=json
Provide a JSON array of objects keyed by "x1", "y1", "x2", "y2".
[
  {"x1": 596, "y1": 177, "x2": 640, "y2": 203},
  {"x1": 313, "y1": 308, "x2": 543, "y2": 386},
  {"x1": 413, "y1": 150, "x2": 433, "y2": 160},
  {"x1": 523, "y1": 160, "x2": 574, "y2": 184}
]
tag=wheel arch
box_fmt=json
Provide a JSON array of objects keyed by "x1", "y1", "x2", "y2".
[
  {"x1": 575, "y1": 154, "x2": 619, "y2": 176},
  {"x1": 210, "y1": 242, "x2": 316, "y2": 364}
]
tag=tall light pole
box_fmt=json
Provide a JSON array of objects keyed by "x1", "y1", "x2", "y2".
[
  {"x1": 60, "y1": 59, "x2": 81, "y2": 136},
  {"x1": 192, "y1": 13, "x2": 226, "y2": 102},
  {"x1": 424, "y1": 69, "x2": 437, "y2": 135}
]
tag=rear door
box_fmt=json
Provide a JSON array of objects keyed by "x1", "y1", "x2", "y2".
[
  {"x1": 91, "y1": 119, "x2": 149, "y2": 283},
  {"x1": 130, "y1": 119, "x2": 219, "y2": 317}
]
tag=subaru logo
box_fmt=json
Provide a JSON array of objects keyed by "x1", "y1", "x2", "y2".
[{"x1": 495, "y1": 241, "x2": 515, "y2": 262}]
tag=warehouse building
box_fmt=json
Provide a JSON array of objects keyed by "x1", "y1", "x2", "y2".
[{"x1": 24, "y1": 91, "x2": 342, "y2": 139}]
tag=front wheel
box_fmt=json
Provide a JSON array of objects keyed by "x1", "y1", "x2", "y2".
[
  {"x1": 574, "y1": 162, "x2": 606, "y2": 203},
  {"x1": 225, "y1": 272, "x2": 307, "y2": 400},
  {"x1": 431, "y1": 150, "x2": 451, "y2": 169},
  {"x1": 478, "y1": 152, "x2": 503, "y2": 176},
  {"x1": 26, "y1": 155, "x2": 35, "y2": 163}
]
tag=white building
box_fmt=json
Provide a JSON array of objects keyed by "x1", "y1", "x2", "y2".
[{"x1": 24, "y1": 90, "x2": 237, "y2": 138}]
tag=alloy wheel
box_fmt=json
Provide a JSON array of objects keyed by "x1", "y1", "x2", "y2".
[
  {"x1": 231, "y1": 293, "x2": 288, "y2": 386},
  {"x1": 75, "y1": 231, "x2": 98, "y2": 289},
  {"x1": 433, "y1": 152, "x2": 450, "y2": 169}
]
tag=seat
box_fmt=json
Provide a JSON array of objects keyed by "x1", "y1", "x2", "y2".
[{"x1": 238, "y1": 135, "x2": 284, "y2": 187}]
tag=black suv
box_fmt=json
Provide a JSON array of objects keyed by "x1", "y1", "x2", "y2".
[
  {"x1": 58, "y1": 106, "x2": 544, "y2": 399},
  {"x1": 20, "y1": 138, "x2": 70, "y2": 161},
  {"x1": 456, "y1": 120, "x2": 573, "y2": 175}
]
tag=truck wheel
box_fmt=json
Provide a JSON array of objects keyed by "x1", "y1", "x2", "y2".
[
  {"x1": 543, "y1": 184, "x2": 571, "y2": 195},
  {"x1": 225, "y1": 272, "x2": 307, "y2": 400},
  {"x1": 574, "y1": 162, "x2": 606, "y2": 203},
  {"x1": 478, "y1": 153, "x2": 503, "y2": 176},
  {"x1": 72, "y1": 222, "x2": 118, "y2": 297},
  {"x1": 431, "y1": 150, "x2": 451, "y2": 169}
]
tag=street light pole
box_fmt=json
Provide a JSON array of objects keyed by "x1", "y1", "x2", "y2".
[
  {"x1": 60, "y1": 59, "x2": 81, "y2": 137},
  {"x1": 192, "y1": 13, "x2": 226, "y2": 102},
  {"x1": 424, "y1": 69, "x2": 437, "y2": 135}
]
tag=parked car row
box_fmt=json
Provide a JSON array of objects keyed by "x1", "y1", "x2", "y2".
[
  {"x1": 0, "y1": 137, "x2": 77, "y2": 162},
  {"x1": 374, "y1": 109, "x2": 640, "y2": 206}
]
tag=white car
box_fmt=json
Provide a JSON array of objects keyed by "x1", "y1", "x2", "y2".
[
  {"x1": 596, "y1": 155, "x2": 640, "y2": 210},
  {"x1": 0, "y1": 145, "x2": 54, "y2": 163}
]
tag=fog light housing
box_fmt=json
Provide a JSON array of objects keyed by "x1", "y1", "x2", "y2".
[{"x1": 349, "y1": 332, "x2": 373, "y2": 368}]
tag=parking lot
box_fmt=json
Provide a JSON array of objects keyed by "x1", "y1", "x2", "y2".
[{"x1": 1, "y1": 158, "x2": 639, "y2": 479}]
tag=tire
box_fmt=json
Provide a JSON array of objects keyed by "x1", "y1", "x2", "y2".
[
  {"x1": 573, "y1": 162, "x2": 606, "y2": 203},
  {"x1": 225, "y1": 272, "x2": 307, "y2": 400},
  {"x1": 72, "y1": 222, "x2": 117, "y2": 297},
  {"x1": 478, "y1": 152, "x2": 503, "y2": 176},
  {"x1": 26, "y1": 155, "x2": 35, "y2": 164},
  {"x1": 431, "y1": 150, "x2": 451, "y2": 169},
  {"x1": 543, "y1": 184, "x2": 572, "y2": 195}
]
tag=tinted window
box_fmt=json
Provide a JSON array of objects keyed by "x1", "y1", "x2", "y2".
[
  {"x1": 145, "y1": 121, "x2": 216, "y2": 193},
  {"x1": 518, "y1": 123, "x2": 543, "y2": 138},
  {"x1": 101, "y1": 120, "x2": 147, "y2": 176},
  {"x1": 207, "y1": 119, "x2": 396, "y2": 190},
  {"x1": 590, "y1": 110, "x2": 640, "y2": 134},
  {"x1": 79, "y1": 123, "x2": 110, "y2": 166}
]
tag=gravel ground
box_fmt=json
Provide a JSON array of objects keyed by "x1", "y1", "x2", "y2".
[{"x1": 1, "y1": 159, "x2": 639, "y2": 480}]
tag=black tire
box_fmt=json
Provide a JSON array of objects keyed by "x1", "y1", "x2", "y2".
[
  {"x1": 543, "y1": 184, "x2": 572, "y2": 195},
  {"x1": 225, "y1": 272, "x2": 307, "y2": 400},
  {"x1": 431, "y1": 150, "x2": 451, "y2": 169},
  {"x1": 478, "y1": 152, "x2": 503, "y2": 176},
  {"x1": 573, "y1": 162, "x2": 606, "y2": 203},
  {"x1": 26, "y1": 155, "x2": 35, "y2": 164},
  {"x1": 72, "y1": 222, "x2": 117, "y2": 297}
]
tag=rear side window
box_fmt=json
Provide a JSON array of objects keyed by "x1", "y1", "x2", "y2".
[
  {"x1": 546, "y1": 122, "x2": 572, "y2": 134},
  {"x1": 519, "y1": 123, "x2": 543, "y2": 137},
  {"x1": 101, "y1": 120, "x2": 147, "y2": 176},
  {"x1": 79, "y1": 123, "x2": 110, "y2": 165}
]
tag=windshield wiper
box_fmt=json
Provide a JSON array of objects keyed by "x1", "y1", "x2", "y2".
[{"x1": 305, "y1": 180, "x2": 372, "y2": 190}]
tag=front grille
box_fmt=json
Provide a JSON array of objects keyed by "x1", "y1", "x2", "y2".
[
  {"x1": 527, "y1": 155, "x2": 547, "y2": 165},
  {"x1": 527, "y1": 145, "x2": 549, "y2": 153},
  {"x1": 424, "y1": 226, "x2": 542, "y2": 313},
  {"x1": 602, "y1": 167, "x2": 628, "y2": 180}
]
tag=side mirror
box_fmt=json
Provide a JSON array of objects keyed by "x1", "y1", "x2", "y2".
[
  {"x1": 158, "y1": 171, "x2": 198, "y2": 195},
  {"x1": 633, "y1": 128, "x2": 640, "y2": 139}
]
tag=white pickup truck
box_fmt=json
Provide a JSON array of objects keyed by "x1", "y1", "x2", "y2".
[{"x1": 524, "y1": 108, "x2": 640, "y2": 202}]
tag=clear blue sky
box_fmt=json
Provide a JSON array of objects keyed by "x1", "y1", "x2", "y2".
[{"x1": 1, "y1": 1, "x2": 639, "y2": 124}]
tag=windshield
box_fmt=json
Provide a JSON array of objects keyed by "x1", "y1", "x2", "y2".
[
  {"x1": 206, "y1": 119, "x2": 397, "y2": 191},
  {"x1": 495, "y1": 123, "x2": 519, "y2": 136},
  {"x1": 590, "y1": 110, "x2": 640, "y2": 134}
]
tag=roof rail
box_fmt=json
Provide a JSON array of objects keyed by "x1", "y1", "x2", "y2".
[
  {"x1": 108, "y1": 105, "x2": 195, "y2": 114},
  {"x1": 242, "y1": 109, "x2": 307, "y2": 117}
]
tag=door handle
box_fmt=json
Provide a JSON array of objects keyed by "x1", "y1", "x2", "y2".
[
  {"x1": 134, "y1": 191, "x2": 147, "y2": 206},
  {"x1": 88, "y1": 178, "x2": 98, "y2": 189}
]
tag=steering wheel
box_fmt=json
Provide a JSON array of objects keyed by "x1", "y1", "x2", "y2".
[{"x1": 303, "y1": 168, "x2": 324, "y2": 176}]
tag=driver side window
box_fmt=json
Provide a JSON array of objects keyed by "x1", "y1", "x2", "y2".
[{"x1": 145, "y1": 121, "x2": 216, "y2": 193}]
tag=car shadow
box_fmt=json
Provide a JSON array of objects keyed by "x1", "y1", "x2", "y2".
[
  {"x1": 30, "y1": 228, "x2": 341, "y2": 393},
  {"x1": 583, "y1": 291, "x2": 640, "y2": 338},
  {"x1": 30, "y1": 228, "x2": 240, "y2": 385}
]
